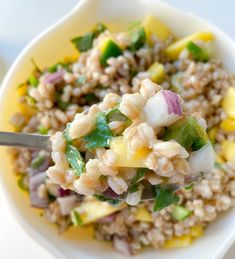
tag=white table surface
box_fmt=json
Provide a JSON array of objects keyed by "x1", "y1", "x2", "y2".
[{"x1": 0, "y1": 1, "x2": 235, "y2": 258}]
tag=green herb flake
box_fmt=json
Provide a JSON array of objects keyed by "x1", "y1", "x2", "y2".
[
  {"x1": 128, "y1": 168, "x2": 149, "y2": 193},
  {"x1": 85, "y1": 93, "x2": 99, "y2": 105},
  {"x1": 94, "y1": 194, "x2": 120, "y2": 205},
  {"x1": 186, "y1": 41, "x2": 209, "y2": 62},
  {"x1": 17, "y1": 175, "x2": 29, "y2": 192},
  {"x1": 129, "y1": 183, "x2": 139, "y2": 194},
  {"x1": 58, "y1": 100, "x2": 70, "y2": 110},
  {"x1": 64, "y1": 123, "x2": 72, "y2": 143},
  {"x1": 38, "y1": 125, "x2": 49, "y2": 135},
  {"x1": 31, "y1": 155, "x2": 45, "y2": 169},
  {"x1": 84, "y1": 112, "x2": 113, "y2": 149},
  {"x1": 71, "y1": 209, "x2": 83, "y2": 226},
  {"x1": 93, "y1": 23, "x2": 107, "y2": 37},
  {"x1": 65, "y1": 143, "x2": 85, "y2": 176},
  {"x1": 28, "y1": 75, "x2": 39, "y2": 87},
  {"x1": 128, "y1": 21, "x2": 146, "y2": 52},
  {"x1": 184, "y1": 183, "x2": 194, "y2": 190},
  {"x1": 31, "y1": 58, "x2": 41, "y2": 72},
  {"x1": 154, "y1": 185, "x2": 180, "y2": 211},
  {"x1": 71, "y1": 32, "x2": 94, "y2": 52}
]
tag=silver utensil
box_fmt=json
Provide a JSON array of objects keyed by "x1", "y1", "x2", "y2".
[
  {"x1": 0, "y1": 131, "x2": 200, "y2": 200},
  {"x1": 0, "y1": 131, "x2": 51, "y2": 151}
]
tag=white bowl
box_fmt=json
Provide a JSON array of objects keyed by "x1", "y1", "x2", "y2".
[{"x1": 1, "y1": 0, "x2": 235, "y2": 258}]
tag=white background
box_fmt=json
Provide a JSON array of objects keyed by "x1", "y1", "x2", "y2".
[{"x1": 0, "y1": 0, "x2": 235, "y2": 258}]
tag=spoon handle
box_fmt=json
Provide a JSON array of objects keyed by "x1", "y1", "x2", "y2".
[{"x1": 0, "y1": 131, "x2": 51, "y2": 151}]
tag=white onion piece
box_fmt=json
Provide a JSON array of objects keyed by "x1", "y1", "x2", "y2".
[
  {"x1": 189, "y1": 142, "x2": 215, "y2": 174},
  {"x1": 57, "y1": 195, "x2": 77, "y2": 215},
  {"x1": 144, "y1": 90, "x2": 182, "y2": 128}
]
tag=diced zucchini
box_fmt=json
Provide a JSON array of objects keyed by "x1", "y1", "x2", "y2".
[
  {"x1": 147, "y1": 62, "x2": 165, "y2": 83},
  {"x1": 110, "y1": 136, "x2": 150, "y2": 167},
  {"x1": 70, "y1": 198, "x2": 125, "y2": 226},
  {"x1": 99, "y1": 39, "x2": 122, "y2": 66},
  {"x1": 171, "y1": 205, "x2": 191, "y2": 221},
  {"x1": 165, "y1": 32, "x2": 214, "y2": 60},
  {"x1": 222, "y1": 87, "x2": 235, "y2": 119},
  {"x1": 163, "y1": 116, "x2": 209, "y2": 151},
  {"x1": 163, "y1": 235, "x2": 192, "y2": 248},
  {"x1": 135, "y1": 207, "x2": 153, "y2": 222},
  {"x1": 221, "y1": 141, "x2": 235, "y2": 161},
  {"x1": 143, "y1": 15, "x2": 172, "y2": 44},
  {"x1": 186, "y1": 41, "x2": 209, "y2": 62}
]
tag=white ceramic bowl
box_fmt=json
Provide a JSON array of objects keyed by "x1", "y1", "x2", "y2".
[{"x1": 1, "y1": 0, "x2": 235, "y2": 258}]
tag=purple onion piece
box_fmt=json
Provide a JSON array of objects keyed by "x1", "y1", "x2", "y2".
[
  {"x1": 29, "y1": 172, "x2": 49, "y2": 208},
  {"x1": 43, "y1": 70, "x2": 64, "y2": 84},
  {"x1": 102, "y1": 188, "x2": 120, "y2": 199},
  {"x1": 162, "y1": 90, "x2": 182, "y2": 116},
  {"x1": 59, "y1": 188, "x2": 71, "y2": 197},
  {"x1": 28, "y1": 157, "x2": 51, "y2": 176}
]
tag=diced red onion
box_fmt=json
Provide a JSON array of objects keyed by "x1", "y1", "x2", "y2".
[
  {"x1": 59, "y1": 188, "x2": 72, "y2": 197},
  {"x1": 43, "y1": 70, "x2": 64, "y2": 84},
  {"x1": 29, "y1": 172, "x2": 49, "y2": 208},
  {"x1": 103, "y1": 187, "x2": 120, "y2": 199},
  {"x1": 144, "y1": 90, "x2": 183, "y2": 128},
  {"x1": 28, "y1": 157, "x2": 51, "y2": 176},
  {"x1": 189, "y1": 142, "x2": 215, "y2": 174},
  {"x1": 57, "y1": 195, "x2": 77, "y2": 216},
  {"x1": 162, "y1": 90, "x2": 182, "y2": 116}
]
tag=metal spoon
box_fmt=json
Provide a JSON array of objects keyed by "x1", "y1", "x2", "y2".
[
  {"x1": 0, "y1": 131, "x2": 201, "y2": 200},
  {"x1": 0, "y1": 131, "x2": 51, "y2": 151}
]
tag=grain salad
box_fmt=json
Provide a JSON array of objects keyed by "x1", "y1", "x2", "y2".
[{"x1": 11, "y1": 15, "x2": 235, "y2": 255}]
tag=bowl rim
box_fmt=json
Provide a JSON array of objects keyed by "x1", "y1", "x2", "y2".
[{"x1": 1, "y1": 0, "x2": 235, "y2": 258}]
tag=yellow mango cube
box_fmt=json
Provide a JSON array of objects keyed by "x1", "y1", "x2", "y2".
[
  {"x1": 63, "y1": 54, "x2": 79, "y2": 63},
  {"x1": 18, "y1": 102, "x2": 37, "y2": 119},
  {"x1": 143, "y1": 15, "x2": 172, "y2": 43},
  {"x1": 190, "y1": 226, "x2": 203, "y2": 238},
  {"x1": 71, "y1": 198, "x2": 125, "y2": 226},
  {"x1": 221, "y1": 141, "x2": 235, "y2": 161},
  {"x1": 220, "y1": 118, "x2": 235, "y2": 132},
  {"x1": 163, "y1": 235, "x2": 192, "y2": 248},
  {"x1": 165, "y1": 32, "x2": 214, "y2": 60},
  {"x1": 148, "y1": 62, "x2": 165, "y2": 83},
  {"x1": 17, "y1": 84, "x2": 28, "y2": 97},
  {"x1": 110, "y1": 136, "x2": 150, "y2": 167},
  {"x1": 135, "y1": 207, "x2": 153, "y2": 222},
  {"x1": 222, "y1": 87, "x2": 235, "y2": 119}
]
